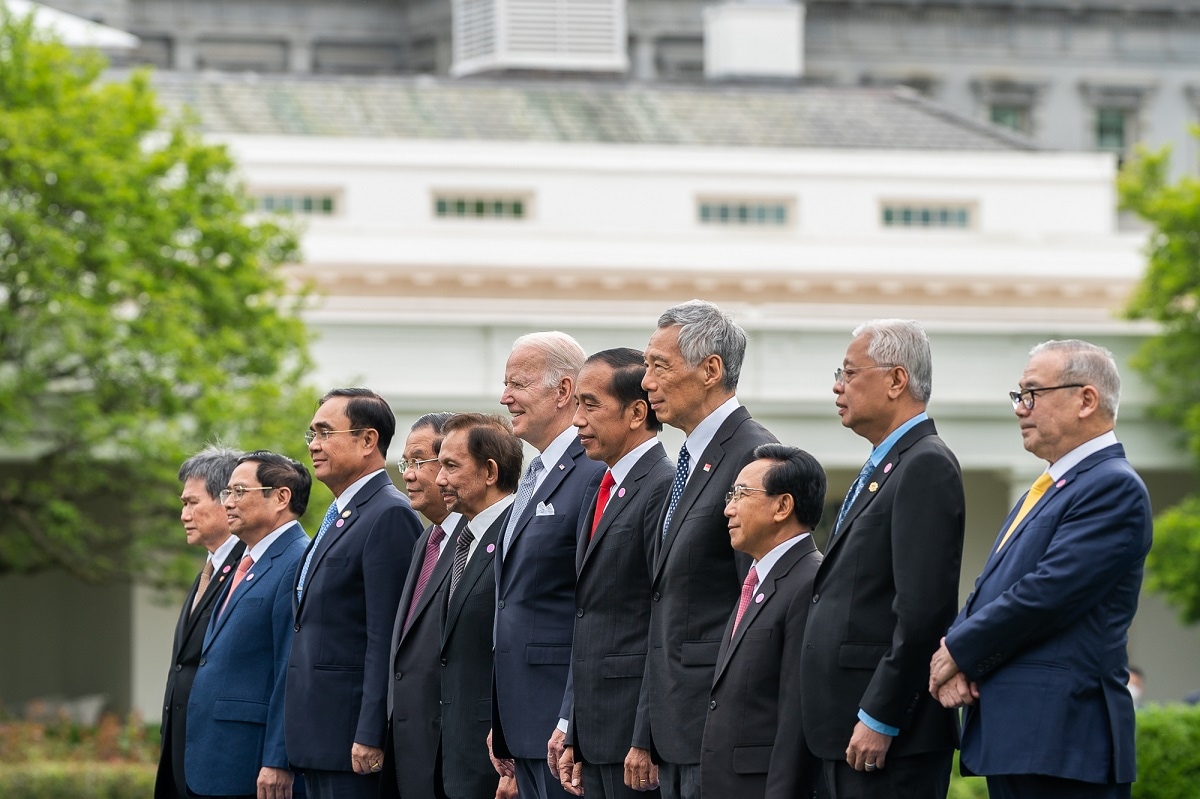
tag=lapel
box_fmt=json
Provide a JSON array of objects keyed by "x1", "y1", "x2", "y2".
[
  {"x1": 976, "y1": 444, "x2": 1125, "y2": 585},
  {"x1": 655, "y1": 407, "x2": 750, "y2": 581},
  {"x1": 503, "y1": 437, "x2": 582, "y2": 560},
  {"x1": 579, "y1": 443, "x2": 666, "y2": 573},
  {"x1": 295, "y1": 472, "x2": 390, "y2": 616},
  {"x1": 713, "y1": 536, "x2": 817, "y2": 685},
  {"x1": 179, "y1": 540, "x2": 246, "y2": 649},
  {"x1": 823, "y1": 419, "x2": 935, "y2": 562},
  {"x1": 443, "y1": 507, "x2": 508, "y2": 648},
  {"x1": 397, "y1": 516, "x2": 465, "y2": 649},
  {"x1": 206, "y1": 524, "x2": 304, "y2": 649}
]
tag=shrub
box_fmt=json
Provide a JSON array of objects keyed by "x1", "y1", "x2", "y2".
[
  {"x1": 0, "y1": 763, "x2": 155, "y2": 798},
  {"x1": 1132, "y1": 704, "x2": 1200, "y2": 799}
]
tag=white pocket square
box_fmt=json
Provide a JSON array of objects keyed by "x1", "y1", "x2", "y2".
[{"x1": 535, "y1": 501, "x2": 555, "y2": 516}]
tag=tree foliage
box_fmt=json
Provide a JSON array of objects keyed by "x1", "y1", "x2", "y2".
[
  {"x1": 0, "y1": 8, "x2": 318, "y2": 584},
  {"x1": 1119, "y1": 137, "x2": 1200, "y2": 623}
]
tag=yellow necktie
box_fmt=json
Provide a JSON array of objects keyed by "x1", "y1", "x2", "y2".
[{"x1": 996, "y1": 473, "x2": 1054, "y2": 552}]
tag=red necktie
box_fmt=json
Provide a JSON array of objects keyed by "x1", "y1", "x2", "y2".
[
  {"x1": 219, "y1": 555, "x2": 254, "y2": 618},
  {"x1": 403, "y1": 524, "x2": 446, "y2": 633},
  {"x1": 731, "y1": 565, "x2": 759, "y2": 638},
  {"x1": 590, "y1": 470, "x2": 616, "y2": 539}
]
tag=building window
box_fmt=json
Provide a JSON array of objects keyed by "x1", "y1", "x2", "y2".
[
  {"x1": 990, "y1": 105, "x2": 1030, "y2": 134},
  {"x1": 881, "y1": 204, "x2": 971, "y2": 229},
  {"x1": 250, "y1": 192, "x2": 338, "y2": 215},
  {"x1": 972, "y1": 79, "x2": 1042, "y2": 137},
  {"x1": 698, "y1": 200, "x2": 790, "y2": 227},
  {"x1": 434, "y1": 195, "x2": 527, "y2": 219},
  {"x1": 1096, "y1": 108, "x2": 1127, "y2": 153}
]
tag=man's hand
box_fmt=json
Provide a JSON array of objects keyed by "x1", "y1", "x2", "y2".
[
  {"x1": 351, "y1": 743, "x2": 384, "y2": 775},
  {"x1": 495, "y1": 774, "x2": 519, "y2": 799},
  {"x1": 257, "y1": 766, "x2": 294, "y2": 799},
  {"x1": 623, "y1": 746, "x2": 658, "y2": 791},
  {"x1": 935, "y1": 672, "x2": 980, "y2": 709},
  {"x1": 557, "y1": 745, "x2": 583, "y2": 796},
  {"x1": 845, "y1": 722, "x2": 892, "y2": 772},
  {"x1": 547, "y1": 728, "x2": 567, "y2": 773},
  {"x1": 488, "y1": 728, "x2": 516, "y2": 778},
  {"x1": 929, "y1": 637, "x2": 962, "y2": 694}
]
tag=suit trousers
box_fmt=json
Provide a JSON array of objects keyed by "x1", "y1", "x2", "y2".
[
  {"x1": 657, "y1": 762, "x2": 701, "y2": 799},
  {"x1": 516, "y1": 756, "x2": 575, "y2": 799},
  {"x1": 581, "y1": 759, "x2": 660, "y2": 799},
  {"x1": 303, "y1": 768, "x2": 379, "y2": 799},
  {"x1": 987, "y1": 775, "x2": 1131, "y2": 799},
  {"x1": 819, "y1": 751, "x2": 951, "y2": 799}
]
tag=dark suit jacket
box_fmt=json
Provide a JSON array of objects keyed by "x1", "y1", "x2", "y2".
[
  {"x1": 799, "y1": 418, "x2": 964, "y2": 761},
  {"x1": 643, "y1": 406, "x2": 777, "y2": 765},
  {"x1": 563, "y1": 443, "x2": 674, "y2": 764},
  {"x1": 185, "y1": 524, "x2": 308, "y2": 796},
  {"x1": 492, "y1": 436, "x2": 605, "y2": 760},
  {"x1": 380, "y1": 518, "x2": 463, "y2": 799},
  {"x1": 441, "y1": 508, "x2": 509, "y2": 799},
  {"x1": 285, "y1": 472, "x2": 422, "y2": 771},
  {"x1": 701, "y1": 536, "x2": 822, "y2": 799},
  {"x1": 154, "y1": 538, "x2": 245, "y2": 799},
  {"x1": 947, "y1": 444, "x2": 1151, "y2": 785}
]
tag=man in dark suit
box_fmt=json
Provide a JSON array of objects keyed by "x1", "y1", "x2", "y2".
[
  {"x1": 286, "y1": 388, "x2": 422, "y2": 799},
  {"x1": 554, "y1": 348, "x2": 674, "y2": 799},
  {"x1": 493, "y1": 332, "x2": 606, "y2": 799},
  {"x1": 435, "y1": 412, "x2": 522, "y2": 799},
  {"x1": 930, "y1": 340, "x2": 1152, "y2": 799},
  {"x1": 156, "y1": 445, "x2": 246, "y2": 799},
  {"x1": 638, "y1": 300, "x2": 778, "y2": 799},
  {"x1": 381, "y1": 412, "x2": 461, "y2": 799},
  {"x1": 701, "y1": 444, "x2": 825, "y2": 799},
  {"x1": 186, "y1": 451, "x2": 310, "y2": 799},
  {"x1": 800, "y1": 319, "x2": 965, "y2": 799}
]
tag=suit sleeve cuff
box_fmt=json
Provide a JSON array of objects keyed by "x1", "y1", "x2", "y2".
[
  {"x1": 557, "y1": 718, "x2": 569, "y2": 734},
  {"x1": 857, "y1": 709, "x2": 899, "y2": 737}
]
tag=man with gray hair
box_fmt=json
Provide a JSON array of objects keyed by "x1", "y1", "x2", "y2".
[
  {"x1": 930, "y1": 340, "x2": 1151, "y2": 799},
  {"x1": 636, "y1": 300, "x2": 778, "y2": 799},
  {"x1": 155, "y1": 445, "x2": 247, "y2": 799},
  {"x1": 800, "y1": 319, "x2": 965, "y2": 798}
]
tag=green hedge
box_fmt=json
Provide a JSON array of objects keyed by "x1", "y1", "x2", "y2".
[{"x1": 0, "y1": 763, "x2": 155, "y2": 798}]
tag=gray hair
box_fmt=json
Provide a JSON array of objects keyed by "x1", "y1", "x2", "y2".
[
  {"x1": 512, "y1": 331, "x2": 587, "y2": 388},
  {"x1": 178, "y1": 444, "x2": 244, "y2": 501},
  {"x1": 657, "y1": 299, "x2": 746, "y2": 392},
  {"x1": 1029, "y1": 339, "x2": 1121, "y2": 420},
  {"x1": 852, "y1": 319, "x2": 933, "y2": 403}
]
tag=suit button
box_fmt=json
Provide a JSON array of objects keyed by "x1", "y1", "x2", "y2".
[
  {"x1": 812, "y1": 593, "x2": 820, "y2": 603},
  {"x1": 441, "y1": 658, "x2": 448, "y2": 667},
  {"x1": 164, "y1": 705, "x2": 170, "y2": 711},
  {"x1": 175, "y1": 664, "x2": 182, "y2": 672},
  {"x1": 652, "y1": 592, "x2": 661, "y2": 602},
  {"x1": 498, "y1": 600, "x2": 505, "y2": 609},
  {"x1": 198, "y1": 658, "x2": 206, "y2": 666},
  {"x1": 709, "y1": 700, "x2": 718, "y2": 710},
  {"x1": 294, "y1": 624, "x2": 300, "y2": 632},
  {"x1": 395, "y1": 672, "x2": 402, "y2": 680},
  {"x1": 576, "y1": 608, "x2": 584, "y2": 618}
]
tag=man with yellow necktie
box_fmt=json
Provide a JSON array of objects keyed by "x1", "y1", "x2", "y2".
[{"x1": 929, "y1": 340, "x2": 1153, "y2": 799}]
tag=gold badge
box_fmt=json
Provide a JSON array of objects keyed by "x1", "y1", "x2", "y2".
[
  {"x1": 341, "y1": 510, "x2": 352, "y2": 518},
  {"x1": 868, "y1": 482, "x2": 879, "y2": 493}
]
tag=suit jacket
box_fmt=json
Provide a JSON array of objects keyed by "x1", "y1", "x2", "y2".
[
  {"x1": 492, "y1": 436, "x2": 605, "y2": 760},
  {"x1": 643, "y1": 406, "x2": 777, "y2": 765},
  {"x1": 380, "y1": 518, "x2": 464, "y2": 799},
  {"x1": 563, "y1": 443, "x2": 674, "y2": 764},
  {"x1": 799, "y1": 418, "x2": 964, "y2": 761},
  {"x1": 946, "y1": 443, "x2": 1151, "y2": 784},
  {"x1": 185, "y1": 525, "x2": 308, "y2": 796},
  {"x1": 154, "y1": 538, "x2": 245, "y2": 799},
  {"x1": 701, "y1": 536, "x2": 823, "y2": 799},
  {"x1": 285, "y1": 472, "x2": 422, "y2": 771},
  {"x1": 441, "y1": 509, "x2": 509, "y2": 799}
]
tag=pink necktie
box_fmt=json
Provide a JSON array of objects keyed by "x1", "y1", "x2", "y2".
[
  {"x1": 403, "y1": 524, "x2": 446, "y2": 633},
  {"x1": 219, "y1": 555, "x2": 253, "y2": 618},
  {"x1": 590, "y1": 470, "x2": 616, "y2": 539},
  {"x1": 731, "y1": 565, "x2": 759, "y2": 638}
]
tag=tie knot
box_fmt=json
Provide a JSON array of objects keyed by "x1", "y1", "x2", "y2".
[
  {"x1": 201, "y1": 559, "x2": 215, "y2": 578},
  {"x1": 460, "y1": 525, "x2": 476, "y2": 544},
  {"x1": 599, "y1": 470, "x2": 616, "y2": 492},
  {"x1": 528, "y1": 456, "x2": 544, "y2": 477},
  {"x1": 678, "y1": 444, "x2": 690, "y2": 465},
  {"x1": 1032, "y1": 473, "x2": 1054, "y2": 492},
  {"x1": 430, "y1": 524, "x2": 446, "y2": 545},
  {"x1": 743, "y1": 565, "x2": 759, "y2": 591},
  {"x1": 237, "y1": 555, "x2": 253, "y2": 574}
]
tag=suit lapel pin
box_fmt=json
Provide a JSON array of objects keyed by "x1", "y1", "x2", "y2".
[
  {"x1": 617, "y1": 487, "x2": 626, "y2": 498},
  {"x1": 868, "y1": 482, "x2": 879, "y2": 493},
  {"x1": 558, "y1": 463, "x2": 565, "y2": 470},
  {"x1": 703, "y1": 463, "x2": 712, "y2": 472},
  {"x1": 222, "y1": 564, "x2": 232, "y2": 573},
  {"x1": 218, "y1": 575, "x2": 226, "y2": 582},
  {"x1": 246, "y1": 574, "x2": 254, "y2": 581},
  {"x1": 883, "y1": 462, "x2": 893, "y2": 474},
  {"x1": 755, "y1": 593, "x2": 764, "y2": 603},
  {"x1": 336, "y1": 519, "x2": 345, "y2": 527},
  {"x1": 486, "y1": 543, "x2": 496, "y2": 553},
  {"x1": 1056, "y1": 479, "x2": 1066, "y2": 488},
  {"x1": 341, "y1": 510, "x2": 351, "y2": 518}
]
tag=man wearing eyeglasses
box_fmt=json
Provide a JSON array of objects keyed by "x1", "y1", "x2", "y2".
[
  {"x1": 700, "y1": 444, "x2": 824, "y2": 799},
  {"x1": 286, "y1": 388, "x2": 423, "y2": 799},
  {"x1": 800, "y1": 319, "x2": 965, "y2": 799},
  {"x1": 186, "y1": 451, "x2": 310, "y2": 799},
  {"x1": 929, "y1": 340, "x2": 1151, "y2": 799}
]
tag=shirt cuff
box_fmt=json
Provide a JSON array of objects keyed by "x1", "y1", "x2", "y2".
[
  {"x1": 858, "y1": 709, "x2": 899, "y2": 737},
  {"x1": 557, "y1": 718, "x2": 569, "y2": 734}
]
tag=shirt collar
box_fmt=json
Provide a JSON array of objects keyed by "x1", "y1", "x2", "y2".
[
  {"x1": 1048, "y1": 430, "x2": 1119, "y2": 480},
  {"x1": 466, "y1": 494, "x2": 516, "y2": 548},
  {"x1": 684, "y1": 396, "x2": 741, "y2": 475},
  {"x1": 334, "y1": 468, "x2": 386, "y2": 511},
  {"x1": 869, "y1": 412, "x2": 929, "y2": 466},
  {"x1": 208, "y1": 533, "x2": 240, "y2": 566},
  {"x1": 751, "y1": 533, "x2": 811, "y2": 586},
  {"x1": 609, "y1": 437, "x2": 661, "y2": 489},
  {"x1": 245, "y1": 521, "x2": 297, "y2": 563},
  {"x1": 538, "y1": 425, "x2": 579, "y2": 471}
]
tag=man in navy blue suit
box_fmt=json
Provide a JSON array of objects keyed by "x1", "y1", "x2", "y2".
[
  {"x1": 491, "y1": 332, "x2": 606, "y2": 799},
  {"x1": 186, "y1": 451, "x2": 310, "y2": 799},
  {"x1": 930, "y1": 340, "x2": 1153, "y2": 799}
]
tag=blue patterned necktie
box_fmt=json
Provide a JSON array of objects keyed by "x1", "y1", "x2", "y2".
[
  {"x1": 832, "y1": 459, "x2": 874, "y2": 538},
  {"x1": 296, "y1": 500, "x2": 339, "y2": 602},
  {"x1": 662, "y1": 443, "x2": 691, "y2": 541},
  {"x1": 501, "y1": 455, "x2": 544, "y2": 558}
]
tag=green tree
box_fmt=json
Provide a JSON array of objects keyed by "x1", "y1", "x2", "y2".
[
  {"x1": 0, "y1": 7, "x2": 319, "y2": 584},
  {"x1": 1118, "y1": 138, "x2": 1200, "y2": 623}
]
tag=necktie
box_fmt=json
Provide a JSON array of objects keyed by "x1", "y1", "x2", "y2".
[
  {"x1": 590, "y1": 470, "x2": 617, "y2": 539},
  {"x1": 502, "y1": 456, "x2": 544, "y2": 557},
  {"x1": 996, "y1": 473, "x2": 1055, "y2": 552},
  {"x1": 219, "y1": 555, "x2": 254, "y2": 618},
  {"x1": 662, "y1": 443, "x2": 691, "y2": 541},
  {"x1": 296, "y1": 500, "x2": 339, "y2": 603},
  {"x1": 190, "y1": 559, "x2": 214, "y2": 616},
  {"x1": 403, "y1": 524, "x2": 446, "y2": 633},
  {"x1": 731, "y1": 565, "x2": 759, "y2": 638},
  {"x1": 448, "y1": 525, "x2": 475, "y2": 599},
  {"x1": 832, "y1": 459, "x2": 874, "y2": 538}
]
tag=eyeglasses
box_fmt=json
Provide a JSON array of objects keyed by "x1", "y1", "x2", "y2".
[
  {"x1": 725, "y1": 484, "x2": 771, "y2": 504},
  {"x1": 834, "y1": 364, "x2": 895, "y2": 385},
  {"x1": 397, "y1": 457, "x2": 439, "y2": 473},
  {"x1": 1009, "y1": 384, "x2": 1084, "y2": 410},
  {"x1": 304, "y1": 428, "x2": 367, "y2": 445},
  {"x1": 219, "y1": 486, "x2": 275, "y2": 503}
]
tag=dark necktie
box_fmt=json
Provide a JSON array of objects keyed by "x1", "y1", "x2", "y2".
[
  {"x1": 403, "y1": 524, "x2": 446, "y2": 633},
  {"x1": 662, "y1": 443, "x2": 691, "y2": 541},
  {"x1": 832, "y1": 459, "x2": 873, "y2": 537},
  {"x1": 448, "y1": 525, "x2": 475, "y2": 599},
  {"x1": 590, "y1": 470, "x2": 616, "y2": 539}
]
